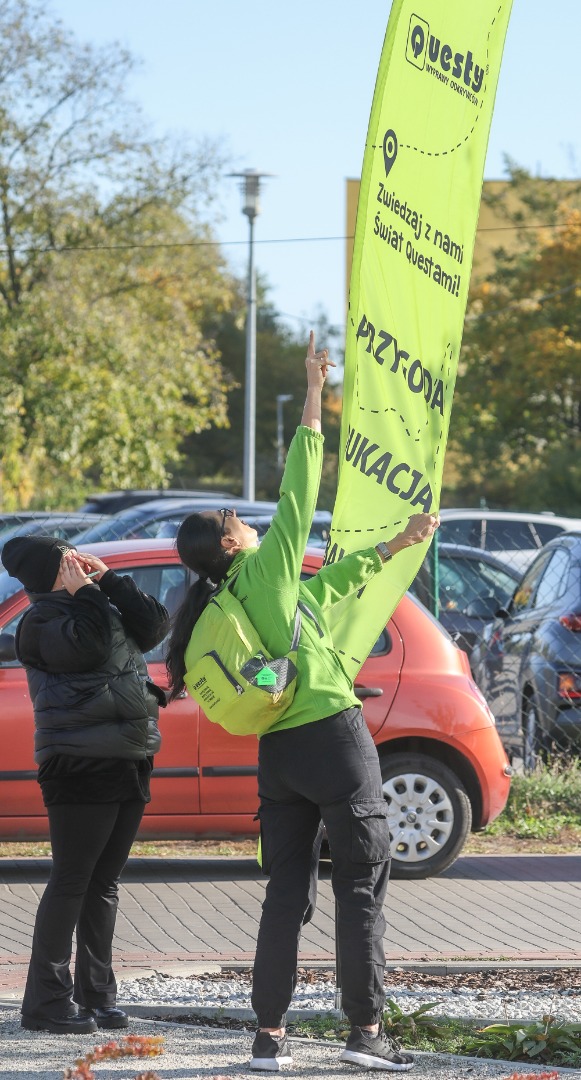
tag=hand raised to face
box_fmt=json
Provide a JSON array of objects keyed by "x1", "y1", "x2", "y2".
[{"x1": 57, "y1": 551, "x2": 93, "y2": 595}]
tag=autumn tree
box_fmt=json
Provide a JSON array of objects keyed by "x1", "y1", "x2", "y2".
[
  {"x1": 0, "y1": 0, "x2": 235, "y2": 508},
  {"x1": 447, "y1": 165, "x2": 581, "y2": 513},
  {"x1": 177, "y1": 289, "x2": 343, "y2": 505}
]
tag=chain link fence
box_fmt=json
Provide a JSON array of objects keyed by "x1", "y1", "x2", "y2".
[
  {"x1": 1, "y1": 503, "x2": 580, "y2": 772},
  {"x1": 413, "y1": 512, "x2": 581, "y2": 771}
]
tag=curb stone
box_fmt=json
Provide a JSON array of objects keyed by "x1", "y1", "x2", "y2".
[{"x1": 117, "y1": 1002, "x2": 566, "y2": 1027}]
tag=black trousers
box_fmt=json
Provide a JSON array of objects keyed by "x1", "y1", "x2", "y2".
[
  {"x1": 22, "y1": 800, "x2": 145, "y2": 1020},
  {"x1": 251, "y1": 707, "x2": 390, "y2": 1028}
]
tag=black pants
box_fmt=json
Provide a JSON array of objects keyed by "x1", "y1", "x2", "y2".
[
  {"x1": 22, "y1": 800, "x2": 145, "y2": 1020},
  {"x1": 251, "y1": 707, "x2": 390, "y2": 1028}
]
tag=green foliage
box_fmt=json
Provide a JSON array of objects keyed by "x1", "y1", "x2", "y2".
[
  {"x1": 177, "y1": 296, "x2": 343, "y2": 504},
  {"x1": 290, "y1": 1000, "x2": 454, "y2": 1047},
  {"x1": 503, "y1": 758, "x2": 581, "y2": 819},
  {"x1": 484, "y1": 758, "x2": 581, "y2": 840},
  {"x1": 383, "y1": 998, "x2": 447, "y2": 1040},
  {"x1": 290, "y1": 1006, "x2": 581, "y2": 1066},
  {"x1": 448, "y1": 162, "x2": 581, "y2": 513},
  {"x1": 464, "y1": 1017, "x2": 581, "y2": 1066},
  {"x1": 0, "y1": 0, "x2": 235, "y2": 508}
]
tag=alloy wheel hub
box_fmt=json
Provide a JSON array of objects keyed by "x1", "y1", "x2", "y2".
[{"x1": 382, "y1": 771, "x2": 455, "y2": 862}]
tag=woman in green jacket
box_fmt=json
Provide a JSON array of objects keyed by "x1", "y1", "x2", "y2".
[{"x1": 167, "y1": 333, "x2": 438, "y2": 1072}]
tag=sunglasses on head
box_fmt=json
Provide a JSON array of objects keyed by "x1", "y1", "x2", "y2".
[{"x1": 219, "y1": 508, "x2": 235, "y2": 536}]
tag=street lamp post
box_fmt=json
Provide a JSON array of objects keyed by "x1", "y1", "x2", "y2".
[
  {"x1": 276, "y1": 394, "x2": 293, "y2": 470},
  {"x1": 228, "y1": 169, "x2": 273, "y2": 501}
]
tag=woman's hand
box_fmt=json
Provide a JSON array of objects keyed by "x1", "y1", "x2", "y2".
[
  {"x1": 301, "y1": 331, "x2": 336, "y2": 432},
  {"x1": 305, "y1": 330, "x2": 335, "y2": 390},
  {"x1": 76, "y1": 551, "x2": 109, "y2": 582},
  {"x1": 60, "y1": 551, "x2": 95, "y2": 595},
  {"x1": 388, "y1": 513, "x2": 440, "y2": 556}
]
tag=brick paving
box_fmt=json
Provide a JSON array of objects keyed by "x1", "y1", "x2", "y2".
[{"x1": 1, "y1": 854, "x2": 580, "y2": 998}]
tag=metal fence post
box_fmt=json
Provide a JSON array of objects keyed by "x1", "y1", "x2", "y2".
[{"x1": 429, "y1": 528, "x2": 439, "y2": 617}]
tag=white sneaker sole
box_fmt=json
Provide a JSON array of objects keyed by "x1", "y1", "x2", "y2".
[
  {"x1": 340, "y1": 1048, "x2": 414, "y2": 1071},
  {"x1": 250, "y1": 1055, "x2": 293, "y2": 1071}
]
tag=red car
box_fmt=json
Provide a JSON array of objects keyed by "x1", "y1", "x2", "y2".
[{"x1": 0, "y1": 539, "x2": 511, "y2": 878}]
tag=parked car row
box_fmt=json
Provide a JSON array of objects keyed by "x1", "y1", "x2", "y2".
[
  {"x1": 2, "y1": 501, "x2": 581, "y2": 824},
  {"x1": 74, "y1": 500, "x2": 332, "y2": 548},
  {"x1": 0, "y1": 539, "x2": 511, "y2": 879},
  {"x1": 438, "y1": 508, "x2": 581, "y2": 573},
  {"x1": 411, "y1": 543, "x2": 521, "y2": 657},
  {"x1": 471, "y1": 531, "x2": 581, "y2": 770}
]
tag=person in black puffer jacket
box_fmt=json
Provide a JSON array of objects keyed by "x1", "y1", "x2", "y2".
[{"x1": 1, "y1": 534, "x2": 169, "y2": 1036}]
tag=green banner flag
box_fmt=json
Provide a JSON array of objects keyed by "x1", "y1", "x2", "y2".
[{"x1": 326, "y1": 0, "x2": 513, "y2": 678}]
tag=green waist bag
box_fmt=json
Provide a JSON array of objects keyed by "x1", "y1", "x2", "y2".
[{"x1": 184, "y1": 578, "x2": 301, "y2": 737}]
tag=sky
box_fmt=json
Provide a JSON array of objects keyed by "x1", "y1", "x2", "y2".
[{"x1": 49, "y1": 0, "x2": 580, "y2": 342}]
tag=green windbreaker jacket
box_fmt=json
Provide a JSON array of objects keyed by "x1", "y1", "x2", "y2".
[{"x1": 206, "y1": 425, "x2": 385, "y2": 733}]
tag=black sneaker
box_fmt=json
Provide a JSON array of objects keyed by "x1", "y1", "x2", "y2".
[
  {"x1": 340, "y1": 1025, "x2": 414, "y2": 1071},
  {"x1": 250, "y1": 1030, "x2": 293, "y2": 1071}
]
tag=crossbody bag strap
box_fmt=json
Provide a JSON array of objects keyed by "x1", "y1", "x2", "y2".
[
  {"x1": 224, "y1": 567, "x2": 301, "y2": 654},
  {"x1": 290, "y1": 606, "x2": 302, "y2": 652}
]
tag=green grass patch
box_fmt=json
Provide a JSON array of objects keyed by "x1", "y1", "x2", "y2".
[
  {"x1": 483, "y1": 758, "x2": 581, "y2": 839},
  {"x1": 289, "y1": 1004, "x2": 581, "y2": 1068}
]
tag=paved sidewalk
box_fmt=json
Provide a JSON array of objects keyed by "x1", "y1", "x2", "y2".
[{"x1": 2, "y1": 853, "x2": 581, "y2": 999}]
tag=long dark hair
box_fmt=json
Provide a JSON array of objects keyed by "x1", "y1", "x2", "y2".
[{"x1": 166, "y1": 513, "x2": 233, "y2": 701}]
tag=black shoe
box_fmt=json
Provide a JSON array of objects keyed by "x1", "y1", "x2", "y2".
[
  {"x1": 78, "y1": 1006, "x2": 129, "y2": 1029},
  {"x1": 340, "y1": 1026, "x2": 414, "y2": 1071},
  {"x1": 21, "y1": 1012, "x2": 98, "y2": 1035},
  {"x1": 250, "y1": 1030, "x2": 293, "y2": 1071}
]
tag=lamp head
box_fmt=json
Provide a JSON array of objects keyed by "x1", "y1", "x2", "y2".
[{"x1": 227, "y1": 169, "x2": 275, "y2": 222}]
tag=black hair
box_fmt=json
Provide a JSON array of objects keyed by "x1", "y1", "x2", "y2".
[{"x1": 166, "y1": 512, "x2": 233, "y2": 701}]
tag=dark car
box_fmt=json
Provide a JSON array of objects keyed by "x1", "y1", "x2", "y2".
[
  {"x1": 471, "y1": 531, "x2": 581, "y2": 768},
  {"x1": 0, "y1": 514, "x2": 112, "y2": 603},
  {"x1": 74, "y1": 498, "x2": 332, "y2": 550},
  {"x1": 74, "y1": 497, "x2": 279, "y2": 544},
  {"x1": 241, "y1": 510, "x2": 332, "y2": 548},
  {"x1": 411, "y1": 543, "x2": 521, "y2": 659},
  {"x1": 0, "y1": 512, "x2": 73, "y2": 537},
  {"x1": 0, "y1": 514, "x2": 110, "y2": 555},
  {"x1": 79, "y1": 489, "x2": 237, "y2": 515}
]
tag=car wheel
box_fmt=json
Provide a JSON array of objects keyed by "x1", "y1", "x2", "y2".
[
  {"x1": 380, "y1": 753, "x2": 472, "y2": 880},
  {"x1": 522, "y1": 695, "x2": 544, "y2": 772}
]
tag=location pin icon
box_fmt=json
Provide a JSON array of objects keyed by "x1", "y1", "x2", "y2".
[{"x1": 383, "y1": 129, "x2": 398, "y2": 177}]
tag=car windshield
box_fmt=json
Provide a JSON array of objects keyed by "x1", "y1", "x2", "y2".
[
  {"x1": 439, "y1": 555, "x2": 518, "y2": 613},
  {"x1": 74, "y1": 509, "x2": 154, "y2": 544},
  {"x1": 0, "y1": 571, "x2": 24, "y2": 604},
  {"x1": 0, "y1": 518, "x2": 106, "y2": 553}
]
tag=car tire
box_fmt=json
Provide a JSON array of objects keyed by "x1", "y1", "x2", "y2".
[
  {"x1": 380, "y1": 753, "x2": 472, "y2": 880},
  {"x1": 522, "y1": 694, "x2": 544, "y2": 772}
]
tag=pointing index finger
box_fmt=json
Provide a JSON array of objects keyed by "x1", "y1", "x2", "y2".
[{"x1": 307, "y1": 329, "x2": 316, "y2": 357}]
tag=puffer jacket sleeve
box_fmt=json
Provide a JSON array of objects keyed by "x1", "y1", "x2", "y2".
[
  {"x1": 97, "y1": 570, "x2": 170, "y2": 653},
  {"x1": 16, "y1": 587, "x2": 113, "y2": 672}
]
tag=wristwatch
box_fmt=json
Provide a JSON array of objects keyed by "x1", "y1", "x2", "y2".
[{"x1": 375, "y1": 541, "x2": 393, "y2": 564}]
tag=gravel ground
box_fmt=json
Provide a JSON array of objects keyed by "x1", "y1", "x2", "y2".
[
  {"x1": 117, "y1": 967, "x2": 581, "y2": 1022},
  {"x1": 2, "y1": 1007, "x2": 581, "y2": 1080}
]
